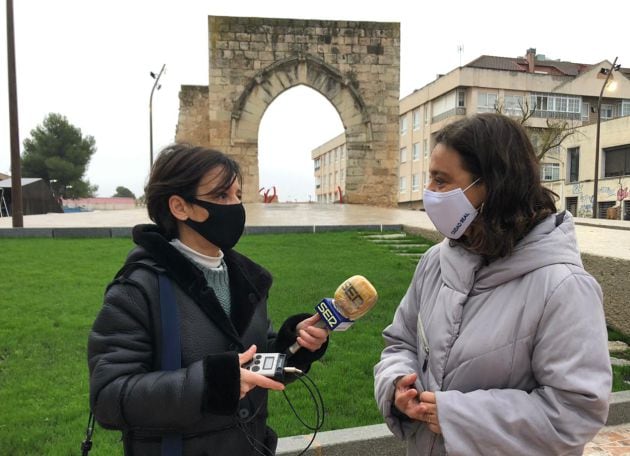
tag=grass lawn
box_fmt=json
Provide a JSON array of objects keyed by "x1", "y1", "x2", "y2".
[{"x1": 0, "y1": 231, "x2": 427, "y2": 455}]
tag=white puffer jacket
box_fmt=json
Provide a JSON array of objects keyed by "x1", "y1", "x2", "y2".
[{"x1": 374, "y1": 212, "x2": 611, "y2": 456}]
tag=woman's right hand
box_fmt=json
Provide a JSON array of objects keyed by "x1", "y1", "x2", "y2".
[
  {"x1": 238, "y1": 345, "x2": 285, "y2": 399},
  {"x1": 393, "y1": 373, "x2": 424, "y2": 420}
]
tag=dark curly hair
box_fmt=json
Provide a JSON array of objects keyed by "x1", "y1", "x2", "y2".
[
  {"x1": 434, "y1": 113, "x2": 557, "y2": 260},
  {"x1": 145, "y1": 144, "x2": 241, "y2": 239}
]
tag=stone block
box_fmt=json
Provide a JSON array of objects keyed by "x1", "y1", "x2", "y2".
[{"x1": 0, "y1": 228, "x2": 54, "y2": 238}]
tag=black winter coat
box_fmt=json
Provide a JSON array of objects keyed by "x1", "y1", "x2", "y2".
[{"x1": 88, "y1": 224, "x2": 327, "y2": 455}]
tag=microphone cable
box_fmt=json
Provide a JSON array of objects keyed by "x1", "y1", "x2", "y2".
[{"x1": 237, "y1": 367, "x2": 325, "y2": 456}]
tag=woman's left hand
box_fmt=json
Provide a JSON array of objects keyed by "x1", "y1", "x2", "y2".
[
  {"x1": 418, "y1": 391, "x2": 442, "y2": 434},
  {"x1": 295, "y1": 314, "x2": 329, "y2": 352}
]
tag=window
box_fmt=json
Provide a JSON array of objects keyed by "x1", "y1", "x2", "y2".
[
  {"x1": 413, "y1": 109, "x2": 421, "y2": 130},
  {"x1": 412, "y1": 174, "x2": 420, "y2": 191},
  {"x1": 400, "y1": 147, "x2": 407, "y2": 163},
  {"x1": 567, "y1": 147, "x2": 580, "y2": 183},
  {"x1": 424, "y1": 105, "x2": 429, "y2": 125},
  {"x1": 477, "y1": 92, "x2": 498, "y2": 113},
  {"x1": 534, "y1": 94, "x2": 548, "y2": 111},
  {"x1": 504, "y1": 95, "x2": 523, "y2": 116},
  {"x1": 412, "y1": 143, "x2": 420, "y2": 161},
  {"x1": 565, "y1": 197, "x2": 578, "y2": 216},
  {"x1": 399, "y1": 176, "x2": 406, "y2": 192},
  {"x1": 604, "y1": 145, "x2": 630, "y2": 177},
  {"x1": 423, "y1": 171, "x2": 428, "y2": 186},
  {"x1": 530, "y1": 93, "x2": 582, "y2": 117},
  {"x1": 621, "y1": 100, "x2": 630, "y2": 117},
  {"x1": 601, "y1": 104, "x2": 614, "y2": 119},
  {"x1": 433, "y1": 91, "x2": 457, "y2": 119},
  {"x1": 315, "y1": 177, "x2": 321, "y2": 189},
  {"x1": 400, "y1": 116, "x2": 408, "y2": 135},
  {"x1": 314, "y1": 158, "x2": 321, "y2": 170},
  {"x1": 581, "y1": 102, "x2": 590, "y2": 121},
  {"x1": 568, "y1": 98, "x2": 580, "y2": 113},
  {"x1": 423, "y1": 139, "x2": 429, "y2": 158},
  {"x1": 598, "y1": 201, "x2": 616, "y2": 219},
  {"x1": 540, "y1": 163, "x2": 560, "y2": 181},
  {"x1": 457, "y1": 89, "x2": 466, "y2": 108}
]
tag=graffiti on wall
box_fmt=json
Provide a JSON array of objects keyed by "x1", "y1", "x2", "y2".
[
  {"x1": 567, "y1": 180, "x2": 629, "y2": 218},
  {"x1": 571, "y1": 183, "x2": 593, "y2": 217}
]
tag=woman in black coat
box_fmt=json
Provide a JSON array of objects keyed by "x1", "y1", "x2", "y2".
[{"x1": 88, "y1": 144, "x2": 328, "y2": 455}]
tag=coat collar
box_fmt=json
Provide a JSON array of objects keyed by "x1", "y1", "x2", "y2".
[{"x1": 130, "y1": 224, "x2": 272, "y2": 340}]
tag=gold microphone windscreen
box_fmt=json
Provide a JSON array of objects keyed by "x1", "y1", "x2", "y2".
[{"x1": 333, "y1": 275, "x2": 378, "y2": 320}]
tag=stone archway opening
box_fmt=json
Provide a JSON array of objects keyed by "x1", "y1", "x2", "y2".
[
  {"x1": 258, "y1": 85, "x2": 344, "y2": 203},
  {"x1": 176, "y1": 16, "x2": 400, "y2": 206}
]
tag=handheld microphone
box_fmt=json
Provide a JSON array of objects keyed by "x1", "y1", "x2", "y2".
[{"x1": 287, "y1": 275, "x2": 378, "y2": 354}]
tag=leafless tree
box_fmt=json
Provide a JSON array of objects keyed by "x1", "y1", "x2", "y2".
[{"x1": 494, "y1": 97, "x2": 582, "y2": 160}]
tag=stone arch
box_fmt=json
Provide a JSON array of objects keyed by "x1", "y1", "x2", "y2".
[
  {"x1": 176, "y1": 16, "x2": 400, "y2": 206},
  {"x1": 231, "y1": 54, "x2": 371, "y2": 147}
]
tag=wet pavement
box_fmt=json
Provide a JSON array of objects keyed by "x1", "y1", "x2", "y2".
[
  {"x1": 585, "y1": 423, "x2": 630, "y2": 455},
  {"x1": 1, "y1": 202, "x2": 629, "y2": 260}
]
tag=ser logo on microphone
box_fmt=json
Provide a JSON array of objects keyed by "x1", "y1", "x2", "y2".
[
  {"x1": 317, "y1": 300, "x2": 338, "y2": 327},
  {"x1": 341, "y1": 281, "x2": 364, "y2": 307}
]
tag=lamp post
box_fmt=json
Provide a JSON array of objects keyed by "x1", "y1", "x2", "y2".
[
  {"x1": 149, "y1": 64, "x2": 166, "y2": 169},
  {"x1": 6, "y1": 0, "x2": 23, "y2": 227},
  {"x1": 592, "y1": 57, "x2": 620, "y2": 219}
]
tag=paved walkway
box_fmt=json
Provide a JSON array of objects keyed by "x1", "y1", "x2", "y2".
[
  {"x1": 1, "y1": 203, "x2": 629, "y2": 260},
  {"x1": 585, "y1": 423, "x2": 630, "y2": 455}
]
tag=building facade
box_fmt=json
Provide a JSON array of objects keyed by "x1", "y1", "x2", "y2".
[
  {"x1": 313, "y1": 48, "x2": 630, "y2": 218},
  {"x1": 311, "y1": 133, "x2": 347, "y2": 203},
  {"x1": 549, "y1": 116, "x2": 630, "y2": 220}
]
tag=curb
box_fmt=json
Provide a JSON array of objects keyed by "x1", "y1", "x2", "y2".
[
  {"x1": 277, "y1": 391, "x2": 630, "y2": 455},
  {"x1": 0, "y1": 224, "x2": 403, "y2": 238},
  {"x1": 574, "y1": 221, "x2": 630, "y2": 232}
]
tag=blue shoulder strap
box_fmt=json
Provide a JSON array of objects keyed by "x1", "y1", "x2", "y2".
[{"x1": 158, "y1": 274, "x2": 183, "y2": 456}]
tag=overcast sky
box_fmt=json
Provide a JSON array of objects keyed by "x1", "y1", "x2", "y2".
[{"x1": 1, "y1": 0, "x2": 629, "y2": 201}]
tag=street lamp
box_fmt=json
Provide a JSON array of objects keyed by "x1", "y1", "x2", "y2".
[
  {"x1": 149, "y1": 64, "x2": 166, "y2": 169},
  {"x1": 592, "y1": 57, "x2": 620, "y2": 219}
]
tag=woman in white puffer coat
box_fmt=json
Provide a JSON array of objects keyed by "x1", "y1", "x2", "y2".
[{"x1": 374, "y1": 113, "x2": 611, "y2": 456}]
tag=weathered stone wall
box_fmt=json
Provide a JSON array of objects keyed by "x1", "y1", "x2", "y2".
[
  {"x1": 583, "y1": 254, "x2": 630, "y2": 335},
  {"x1": 177, "y1": 16, "x2": 401, "y2": 206},
  {"x1": 175, "y1": 85, "x2": 210, "y2": 147}
]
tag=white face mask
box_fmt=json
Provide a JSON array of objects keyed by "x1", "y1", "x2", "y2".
[{"x1": 423, "y1": 179, "x2": 481, "y2": 239}]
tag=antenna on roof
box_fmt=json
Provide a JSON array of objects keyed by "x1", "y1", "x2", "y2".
[{"x1": 457, "y1": 44, "x2": 464, "y2": 67}]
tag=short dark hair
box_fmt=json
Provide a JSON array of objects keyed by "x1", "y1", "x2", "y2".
[
  {"x1": 145, "y1": 144, "x2": 241, "y2": 239},
  {"x1": 435, "y1": 113, "x2": 557, "y2": 260}
]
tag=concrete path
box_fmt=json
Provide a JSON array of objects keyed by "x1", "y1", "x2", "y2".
[
  {"x1": 585, "y1": 423, "x2": 630, "y2": 455},
  {"x1": 1, "y1": 203, "x2": 629, "y2": 260}
]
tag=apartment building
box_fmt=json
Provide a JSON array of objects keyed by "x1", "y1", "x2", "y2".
[
  {"x1": 313, "y1": 48, "x2": 630, "y2": 217},
  {"x1": 311, "y1": 133, "x2": 347, "y2": 203}
]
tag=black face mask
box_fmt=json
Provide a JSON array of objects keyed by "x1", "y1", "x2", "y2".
[{"x1": 182, "y1": 197, "x2": 246, "y2": 250}]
